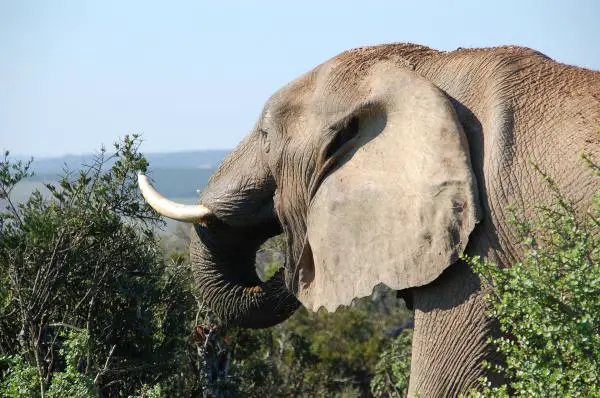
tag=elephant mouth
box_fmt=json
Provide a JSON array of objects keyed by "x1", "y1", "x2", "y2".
[{"x1": 198, "y1": 214, "x2": 284, "y2": 282}]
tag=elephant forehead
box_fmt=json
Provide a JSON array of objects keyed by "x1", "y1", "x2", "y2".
[
  {"x1": 321, "y1": 49, "x2": 415, "y2": 93},
  {"x1": 264, "y1": 69, "x2": 320, "y2": 118},
  {"x1": 264, "y1": 59, "x2": 368, "y2": 120}
]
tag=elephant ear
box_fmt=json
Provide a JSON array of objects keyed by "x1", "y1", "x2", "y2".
[{"x1": 296, "y1": 64, "x2": 481, "y2": 312}]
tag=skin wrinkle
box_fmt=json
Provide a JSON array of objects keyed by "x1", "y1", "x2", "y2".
[
  {"x1": 409, "y1": 269, "x2": 496, "y2": 396},
  {"x1": 201, "y1": 133, "x2": 277, "y2": 226},
  {"x1": 189, "y1": 43, "x2": 600, "y2": 396},
  {"x1": 418, "y1": 48, "x2": 555, "y2": 266},
  {"x1": 446, "y1": 295, "x2": 489, "y2": 391},
  {"x1": 280, "y1": 156, "x2": 310, "y2": 291},
  {"x1": 270, "y1": 108, "x2": 325, "y2": 291},
  {"x1": 190, "y1": 210, "x2": 300, "y2": 328}
]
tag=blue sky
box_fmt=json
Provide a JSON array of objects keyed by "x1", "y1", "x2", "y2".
[{"x1": 2, "y1": 0, "x2": 599, "y2": 157}]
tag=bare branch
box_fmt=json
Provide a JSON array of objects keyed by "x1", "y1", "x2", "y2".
[
  {"x1": 48, "y1": 322, "x2": 85, "y2": 332},
  {"x1": 94, "y1": 344, "x2": 117, "y2": 385}
]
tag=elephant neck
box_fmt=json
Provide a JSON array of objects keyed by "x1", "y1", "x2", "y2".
[{"x1": 407, "y1": 261, "x2": 503, "y2": 397}]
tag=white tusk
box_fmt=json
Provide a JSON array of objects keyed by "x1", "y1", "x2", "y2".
[{"x1": 137, "y1": 173, "x2": 212, "y2": 223}]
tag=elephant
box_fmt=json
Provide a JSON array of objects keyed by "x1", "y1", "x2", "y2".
[{"x1": 138, "y1": 43, "x2": 600, "y2": 396}]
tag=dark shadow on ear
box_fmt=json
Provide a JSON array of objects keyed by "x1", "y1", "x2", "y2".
[
  {"x1": 397, "y1": 288, "x2": 414, "y2": 311},
  {"x1": 411, "y1": 259, "x2": 482, "y2": 313},
  {"x1": 447, "y1": 94, "x2": 503, "y2": 262},
  {"x1": 399, "y1": 224, "x2": 488, "y2": 313},
  {"x1": 410, "y1": 92, "x2": 507, "y2": 313}
]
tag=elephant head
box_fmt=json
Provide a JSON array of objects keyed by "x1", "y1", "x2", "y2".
[{"x1": 139, "y1": 47, "x2": 481, "y2": 324}]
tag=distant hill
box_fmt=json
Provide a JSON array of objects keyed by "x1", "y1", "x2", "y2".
[
  {"x1": 4, "y1": 150, "x2": 231, "y2": 205},
  {"x1": 14, "y1": 150, "x2": 230, "y2": 174},
  {"x1": 142, "y1": 167, "x2": 216, "y2": 199}
]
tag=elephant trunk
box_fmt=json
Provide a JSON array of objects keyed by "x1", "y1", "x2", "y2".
[
  {"x1": 191, "y1": 222, "x2": 300, "y2": 328},
  {"x1": 138, "y1": 137, "x2": 299, "y2": 328}
]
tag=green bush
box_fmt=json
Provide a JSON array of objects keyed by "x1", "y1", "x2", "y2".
[
  {"x1": 0, "y1": 355, "x2": 43, "y2": 397},
  {"x1": 0, "y1": 331, "x2": 98, "y2": 397},
  {"x1": 370, "y1": 329, "x2": 412, "y2": 397},
  {"x1": 0, "y1": 137, "x2": 199, "y2": 397},
  {"x1": 466, "y1": 157, "x2": 600, "y2": 397}
]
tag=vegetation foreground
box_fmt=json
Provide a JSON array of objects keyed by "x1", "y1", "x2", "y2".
[{"x1": 1, "y1": 136, "x2": 598, "y2": 397}]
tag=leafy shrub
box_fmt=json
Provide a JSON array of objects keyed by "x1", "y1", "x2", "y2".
[
  {"x1": 0, "y1": 137, "x2": 199, "y2": 397},
  {"x1": 0, "y1": 354, "x2": 42, "y2": 397},
  {"x1": 0, "y1": 331, "x2": 98, "y2": 398},
  {"x1": 466, "y1": 156, "x2": 600, "y2": 397},
  {"x1": 370, "y1": 329, "x2": 412, "y2": 397}
]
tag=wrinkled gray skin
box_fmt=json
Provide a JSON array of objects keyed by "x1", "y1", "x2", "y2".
[{"x1": 190, "y1": 44, "x2": 600, "y2": 396}]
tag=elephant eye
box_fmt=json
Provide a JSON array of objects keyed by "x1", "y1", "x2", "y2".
[{"x1": 260, "y1": 129, "x2": 270, "y2": 153}]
